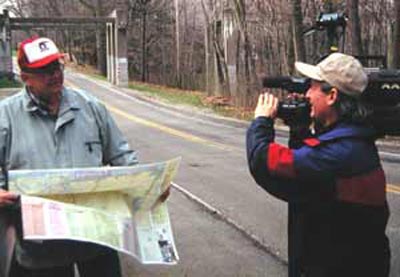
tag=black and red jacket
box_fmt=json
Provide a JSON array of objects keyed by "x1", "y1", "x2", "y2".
[{"x1": 246, "y1": 116, "x2": 390, "y2": 276}]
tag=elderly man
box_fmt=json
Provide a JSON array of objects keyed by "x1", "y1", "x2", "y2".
[
  {"x1": 0, "y1": 36, "x2": 137, "y2": 276},
  {"x1": 247, "y1": 53, "x2": 390, "y2": 277}
]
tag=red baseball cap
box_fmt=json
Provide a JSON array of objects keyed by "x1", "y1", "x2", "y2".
[{"x1": 18, "y1": 37, "x2": 65, "y2": 70}]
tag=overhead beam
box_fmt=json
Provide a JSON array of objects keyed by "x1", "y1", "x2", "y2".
[
  {"x1": 10, "y1": 24, "x2": 106, "y2": 30},
  {"x1": 10, "y1": 17, "x2": 115, "y2": 25},
  {"x1": 9, "y1": 17, "x2": 115, "y2": 30},
  {"x1": 1, "y1": 11, "x2": 128, "y2": 88}
]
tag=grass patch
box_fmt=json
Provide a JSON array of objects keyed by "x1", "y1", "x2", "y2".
[
  {"x1": 129, "y1": 81, "x2": 205, "y2": 108},
  {"x1": 67, "y1": 63, "x2": 107, "y2": 81},
  {"x1": 213, "y1": 105, "x2": 253, "y2": 121},
  {"x1": 129, "y1": 81, "x2": 254, "y2": 121},
  {"x1": 70, "y1": 63, "x2": 253, "y2": 121},
  {"x1": 90, "y1": 73, "x2": 107, "y2": 81},
  {"x1": 0, "y1": 77, "x2": 22, "y2": 88}
]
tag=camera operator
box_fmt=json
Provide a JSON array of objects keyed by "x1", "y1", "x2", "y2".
[{"x1": 246, "y1": 53, "x2": 390, "y2": 277}]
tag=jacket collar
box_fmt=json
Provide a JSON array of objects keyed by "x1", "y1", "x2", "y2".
[
  {"x1": 23, "y1": 86, "x2": 80, "y2": 114},
  {"x1": 317, "y1": 122, "x2": 376, "y2": 142}
]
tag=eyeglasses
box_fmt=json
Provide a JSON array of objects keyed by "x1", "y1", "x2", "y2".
[{"x1": 22, "y1": 62, "x2": 64, "y2": 75}]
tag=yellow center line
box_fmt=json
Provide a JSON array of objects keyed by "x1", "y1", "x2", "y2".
[
  {"x1": 105, "y1": 104, "x2": 235, "y2": 151},
  {"x1": 387, "y1": 184, "x2": 400, "y2": 194},
  {"x1": 109, "y1": 104, "x2": 400, "y2": 195},
  {"x1": 66, "y1": 81, "x2": 235, "y2": 151},
  {"x1": 105, "y1": 104, "x2": 400, "y2": 195},
  {"x1": 66, "y1": 81, "x2": 400, "y2": 195}
]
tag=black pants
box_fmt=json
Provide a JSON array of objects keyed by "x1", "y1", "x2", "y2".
[{"x1": 9, "y1": 250, "x2": 122, "y2": 277}]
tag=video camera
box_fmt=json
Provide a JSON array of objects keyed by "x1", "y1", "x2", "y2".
[
  {"x1": 315, "y1": 12, "x2": 347, "y2": 30},
  {"x1": 302, "y1": 12, "x2": 347, "y2": 53},
  {"x1": 262, "y1": 77, "x2": 311, "y2": 125},
  {"x1": 263, "y1": 70, "x2": 400, "y2": 136}
]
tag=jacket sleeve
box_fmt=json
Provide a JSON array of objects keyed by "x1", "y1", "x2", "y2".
[
  {"x1": 246, "y1": 117, "x2": 338, "y2": 201},
  {"x1": 90, "y1": 101, "x2": 138, "y2": 166},
  {"x1": 246, "y1": 117, "x2": 301, "y2": 201}
]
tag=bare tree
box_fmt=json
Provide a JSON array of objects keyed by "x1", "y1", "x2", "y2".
[
  {"x1": 232, "y1": 0, "x2": 248, "y2": 104},
  {"x1": 175, "y1": 0, "x2": 181, "y2": 86},
  {"x1": 201, "y1": 0, "x2": 230, "y2": 97},
  {"x1": 291, "y1": 0, "x2": 306, "y2": 62},
  {"x1": 346, "y1": 0, "x2": 363, "y2": 57},
  {"x1": 127, "y1": 0, "x2": 174, "y2": 84},
  {"x1": 77, "y1": 0, "x2": 113, "y2": 75},
  {"x1": 135, "y1": 0, "x2": 151, "y2": 82}
]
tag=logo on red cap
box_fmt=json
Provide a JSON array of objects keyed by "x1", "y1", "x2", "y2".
[{"x1": 38, "y1": 41, "x2": 50, "y2": 52}]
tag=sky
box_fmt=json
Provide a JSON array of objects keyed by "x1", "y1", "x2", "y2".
[
  {"x1": 0, "y1": 0, "x2": 14, "y2": 16},
  {"x1": 0, "y1": 0, "x2": 10, "y2": 10}
]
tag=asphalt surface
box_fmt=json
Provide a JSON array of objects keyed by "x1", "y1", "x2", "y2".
[
  {"x1": 120, "y1": 190, "x2": 287, "y2": 277},
  {"x1": 2, "y1": 69, "x2": 400, "y2": 276}
]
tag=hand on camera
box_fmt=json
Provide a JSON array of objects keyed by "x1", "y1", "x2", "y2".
[{"x1": 255, "y1": 93, "x2": 279, "y2": 119}]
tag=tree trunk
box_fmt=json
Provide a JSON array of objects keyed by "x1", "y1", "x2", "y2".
[
  {"x1": 288, "y1": 21, "x2": 295, "y2": 74},
  {"x1": 347, "y1": 0, "x2": 364, "y2": 57},
  {"x1": 291, "y1": 0, "x2": 306, "y2": 62},
  {"x1": 204, "y1": 22, "x2": 211, "y2": 95},
  {"x1": 141, "y1": 10, "x2": 147, "y2": 82},
  {"x1": 175, "y1": 0, "x2": 181, "y2": 87},
  {"x1": 233, "y1": 0, "x2": 254, "y2": 105},
  {"x1": 201, "y1": 0, "x2": 230, "y2": 97}
]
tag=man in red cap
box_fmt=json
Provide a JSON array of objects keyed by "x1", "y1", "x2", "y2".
[{"x1": 0, "y1": 37, "x2": 138, "y2": 276}]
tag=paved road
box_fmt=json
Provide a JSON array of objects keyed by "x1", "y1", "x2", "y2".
[{"x1": 4, "y1": 67, "x2": 399, "y2": 276}]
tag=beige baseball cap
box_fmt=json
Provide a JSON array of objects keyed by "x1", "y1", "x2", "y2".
[{"x1": 295, "y1": 53, "x2": 368, "y2": 97}]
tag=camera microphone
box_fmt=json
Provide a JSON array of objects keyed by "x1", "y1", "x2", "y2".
[
  {"x1": 262, "y1": 76, "x2": 310, "y2": 93},
  {"x1": 262, "y1": 76, "x2": 293, "y2": 88}
]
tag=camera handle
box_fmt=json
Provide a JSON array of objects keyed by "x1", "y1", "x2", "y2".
[
  {"x1": 302, "y1": 12, "x2": 347, "y2": 55},
  {"x1": 325, "y1": 21, "x2": 346, "y2": 54}
]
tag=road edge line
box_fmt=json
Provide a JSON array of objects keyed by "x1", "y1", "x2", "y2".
[{"x1": 170, "y1": 182, "x2": 288, "y2": 267}]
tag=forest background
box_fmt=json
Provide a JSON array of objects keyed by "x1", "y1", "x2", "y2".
[{"x1": 1, "y1": 0, "x2": 400, "y2": 113}]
